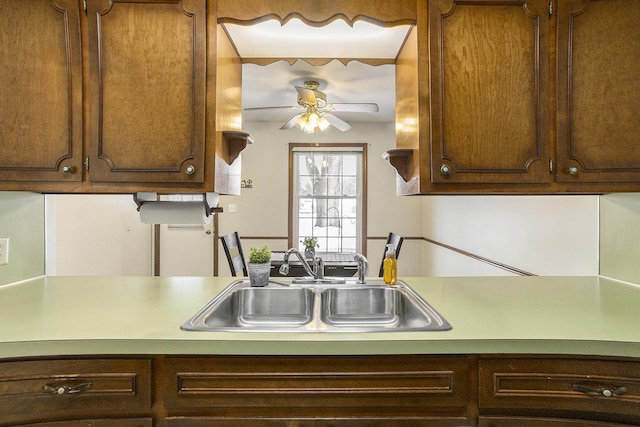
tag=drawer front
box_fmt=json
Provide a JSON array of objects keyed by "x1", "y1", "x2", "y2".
[
  {"x1": 0, "y1": 359, "x2": 152, "y2": 422},
  {"x1": 13, "y1": 418, "x2": 153, "y2": 427},
  {"x1": 163, "y1": 355, "x2": 469, "y2": 416},
  {"x1": 479, "y1": 358, "x2": 640, "y2": 418},
  {"x1": 166, "y1": 417, "x2": 469, "y2": 427},
  {"x1": 479, "y1": 415, "x2": 636, "y2": 427}
]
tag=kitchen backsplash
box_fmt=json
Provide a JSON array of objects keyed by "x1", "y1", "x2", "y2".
[
  {"x1": 0, "y1": 192, "x2": 45, "y2": 286},
  {"x1": 600, "y1": 193, "x2": 640, "y2": 284}
]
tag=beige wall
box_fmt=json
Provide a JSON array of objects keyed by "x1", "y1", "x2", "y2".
[
  {"x1": 217, "y1": 120, "x2": 424, "y2": 277},
  {"x1": 600, "y1": 193, "x2": 640, "y2": 283},
  {"x1": 0, "y1": 192, "x2": 45, "y2": 285}
]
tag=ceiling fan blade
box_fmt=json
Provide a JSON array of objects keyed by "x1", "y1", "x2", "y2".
[
  {"x1": 280, "y1": 113, "x2": 303, "y2": 130},
  {"x1": 295, "y1": 86, "x2": 317, "y2": 105},
  {"x1": 323, "y1": 113, "x2": 352, "y2": 132},
  {"x1": 244, "y1": 105, "x2": 301, "y2": 111},
  {"x1": 328, "y1": 103, "x2": 380, "y2": 113}
]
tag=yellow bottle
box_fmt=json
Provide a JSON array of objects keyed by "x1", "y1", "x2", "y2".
[{"x1": 383, "y1": 244, "x2": 397, "y2": 285}]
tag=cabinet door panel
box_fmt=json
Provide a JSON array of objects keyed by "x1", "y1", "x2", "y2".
[
  {"x1": 557, "y1": 0, "x2": 640, "y2": 183},
  {"x1": 87, "y1": 0, "x2": 206, "y2": 183},
  {"x1": 0, "y1": 0, "x2": 83, "y2": 183},
  {"x1": 429, "y1": 0, "x2": 551, "y2": 184}
]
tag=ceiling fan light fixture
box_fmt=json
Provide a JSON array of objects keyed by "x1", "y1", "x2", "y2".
[{"x1": 295, "y1": 110, "x2": 330, "y2": 133}]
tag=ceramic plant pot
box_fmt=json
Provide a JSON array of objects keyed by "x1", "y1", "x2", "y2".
[{"x1": 248, "y1": 262, "x2": 271, "y2": 287}]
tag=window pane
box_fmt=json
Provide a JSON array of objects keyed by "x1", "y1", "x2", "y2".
[
  {"x1": 298, "y1": 217, "x2": 313, "y2": 238},
  {"x1": 298, "y1": 197, "x2": 313, "y2": 214},
  {"x1": 327, "y1": 176, "x2": 341, "y2": 196},
  {"x1": 298, "y1": 176, "x2": 314, "y2": 195},
  {"x1": 343, "y1": 176, "x2": 357, "y2": 196},
  {"x1": 342, "y1": 155, "x2": 357, "y2": 174},
  {"x1": 341, "y1": 237, "x2": 357, "y2": 253}
]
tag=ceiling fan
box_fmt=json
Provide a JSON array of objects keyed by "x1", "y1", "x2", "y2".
[{"x1": 243, "y1": 81, "x2": 379, "y2": 133}]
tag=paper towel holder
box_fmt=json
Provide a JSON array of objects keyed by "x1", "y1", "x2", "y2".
[{"x1": 133, "y1": 192, "x2": 223, "y2": 217}]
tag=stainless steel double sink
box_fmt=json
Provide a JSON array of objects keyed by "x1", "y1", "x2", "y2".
[{"x1": 181, "y1": 279, "x2": 452, "y2": 332}]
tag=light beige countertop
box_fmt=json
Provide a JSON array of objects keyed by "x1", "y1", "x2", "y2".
[{"x1": 1, "y1": 275, "x2": 640, "y2": 359}]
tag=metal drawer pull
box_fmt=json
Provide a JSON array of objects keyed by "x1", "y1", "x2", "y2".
[
  {"x1": 572, "y1": 384, "x2": 627, "y2": 397},
  {"x1": 43, "y1": 382, "x2": 92, "y2": 395}
]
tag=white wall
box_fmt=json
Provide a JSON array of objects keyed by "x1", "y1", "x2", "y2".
[
  {"x1": 600, "y1": 193, "x2": 640, "y2": 283},
  {"x1": 0, "y1": 192, "x2": 45, "y2": 285},
  {"x1": 46, "y1": 195, "x2": 152, "y2": 276},
  {"x1": 421, "y1": 195, "x2": 599, "y2": 276}
]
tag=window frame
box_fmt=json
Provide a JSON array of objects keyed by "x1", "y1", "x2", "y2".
[{"x1": 288, "y1": 142, "x2": 368, "y2": 255}]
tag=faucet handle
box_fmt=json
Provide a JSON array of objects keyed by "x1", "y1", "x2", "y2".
[
  {"x1": 353, "y1": 253, "x2": 369, "y2": 284},
  {"x1": 314, "y1": 256, "x2": 325, "y2": 279}
]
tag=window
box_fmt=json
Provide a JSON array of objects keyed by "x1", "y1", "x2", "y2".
[{"x1": 289, "y1": 143, "x2": 367, "y2": 253}]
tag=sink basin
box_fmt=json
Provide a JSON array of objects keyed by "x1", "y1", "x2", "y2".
[
  {"x1": 181, "y1": 279, "x2": 452, "y2": 332},
  {"x1": 183, "y1": 284, "x2": 314, "y2": 331},
  {"x1": 319, "y1": 286, "x2": 451, "y2": 331}
]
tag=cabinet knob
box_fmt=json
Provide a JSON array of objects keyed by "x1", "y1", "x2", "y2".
[
  {"x1": 185, "y1": 165, "x2": 196, "y2": 175},
  {"x1": 62, "y1": 165, "x2": 73, "y2": 173},
  {"x1": 568, "y1": 166, "x2": 579, "y2": 175},
  {"x1": 440, "y1": 164, "x2": 451, "y2": 175}
]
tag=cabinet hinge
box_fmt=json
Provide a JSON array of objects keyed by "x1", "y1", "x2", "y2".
[
  {"x1": 549, "y1": 158, "x2": 553, "y2": 173},
  {"x1": 84, "y1": 156, "x2": 90, "y2": 171},
  {"x1": 548, "y1": 1, "x2": 553, "y2": 17},
  {"x1": 83, "y1": 0, "x2": 87, "y2": 15}
]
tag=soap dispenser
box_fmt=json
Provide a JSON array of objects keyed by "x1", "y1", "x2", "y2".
[{"x1": 383, "y1": 243, "x2": 397, "y2": 285}]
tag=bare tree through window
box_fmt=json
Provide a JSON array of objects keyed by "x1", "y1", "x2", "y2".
[{"x1": 291, "y1": 144, "x2": 366, "y2": 253}]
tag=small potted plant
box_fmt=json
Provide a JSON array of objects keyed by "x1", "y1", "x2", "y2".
[
  {"x1": 300, "y1": 236, "x2": 319, "y2": 259},
  {"x1": 247, "y1": 245, "x2": 271, "y2": 287}
]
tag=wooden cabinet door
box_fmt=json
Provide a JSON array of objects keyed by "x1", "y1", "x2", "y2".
[
  {"x1": 428, "y1": 0, "x2": 552, "y2": 185},
  {"x1": 0, "y1": 0, "x2": 83, "y2": 183},
  {"x1": 87, "y1": 0, "x2": 206, "y2": 184},
  {"x1": 556, "y1": 0, "x2": 640, "y2": 184}
]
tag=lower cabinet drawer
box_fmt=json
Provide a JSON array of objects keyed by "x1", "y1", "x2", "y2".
[
  {"x1": 479, "y1": 415, "x2": 636, "y2": 427},
  {"x1": 15, "y1": 418, "x2": 153, "y2": 427},
  {"x1": 165, "y1": 416, "x2": 470, "y2": 427},
  {"x1": 0, "y1": 358, "x2": 152, "y2": 424},
  {"x1": 163, "y1": 355, "x2": 470, "y2": 417},
  {"x1": 479, "y1": 357, "x2": 640, "y2": 421}
]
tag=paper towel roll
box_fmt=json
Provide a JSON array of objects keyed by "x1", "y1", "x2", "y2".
[{"x1": 139, "y1": 201, "x2": 212, "y2": 224}]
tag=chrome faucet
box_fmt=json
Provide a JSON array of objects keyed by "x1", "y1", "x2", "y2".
[
  {"x1": 279, "y1": 248, "x2": 324, "y2": 279},
  {"x1": 353, "y1": 253, "x2": 369, "y2": 284}
]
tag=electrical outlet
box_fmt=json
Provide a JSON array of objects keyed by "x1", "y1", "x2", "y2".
[
  {"x1": 0, "y1": 238, "x2": 8, "y2": 266},
  {"x1": 228, "y1": 204, "x2": 237, "y2": 213}
]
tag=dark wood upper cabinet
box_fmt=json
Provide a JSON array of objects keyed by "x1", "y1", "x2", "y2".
[
  {"x1": 86, "y1": 0, "x2": 207, "y2": 184},
  {"x1": 0, "y1": 0, "x2": 83, "y2": 183},
  {"x1": 428, "y1": 0, "x2": 552, "y2": 185},
  {"x1": 391, "y1": 0, "x2": 640, "y2": 194},
  {"x1": 556, "y1": 0, "x2": 640, "y2": 185}
]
